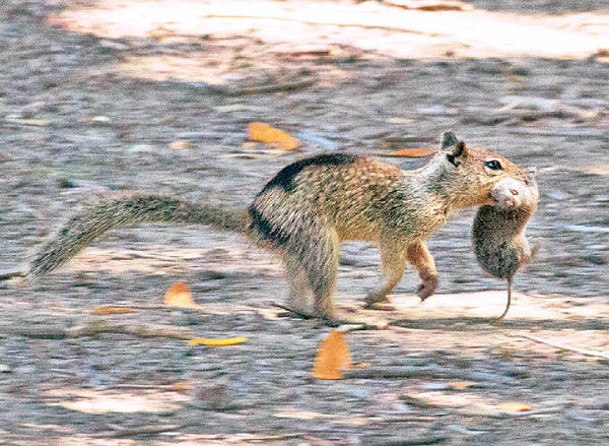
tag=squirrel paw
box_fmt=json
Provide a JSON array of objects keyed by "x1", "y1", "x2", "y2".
[
  {"x1": 416, "y1": 274, "x2": 438, "y2": 301},
  {"x1": 366, "y1": 302, "x2": 397, "y2": 312},
  {"x1": 364, "y1": 292, "x2": 390, "y2": 308}
]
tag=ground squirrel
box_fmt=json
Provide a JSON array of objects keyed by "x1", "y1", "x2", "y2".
[
  {"x1": 473, "y1": 169, "x2": 539, "y2": 320},
  {"x1": 6, "y1": 132, "x2": 530, "y2": 321}
]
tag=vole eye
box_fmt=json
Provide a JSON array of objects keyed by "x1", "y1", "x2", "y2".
[{"x1": 484, "y1": 160, "x2": 503, "y2": 170}]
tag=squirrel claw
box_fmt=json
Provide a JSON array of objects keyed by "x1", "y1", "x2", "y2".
[{"x1": 416, "y1": 275, "x2": 438, "y2": 301}]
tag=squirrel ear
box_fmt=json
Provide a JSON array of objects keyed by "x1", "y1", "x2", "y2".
[
  {"x1": 446, "y1": 141, "x2": 467, "y2": 167},
  {"x1": 440, "y1": 131, "x2": 459, "y2": 149}
]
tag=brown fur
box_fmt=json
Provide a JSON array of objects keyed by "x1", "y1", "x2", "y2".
[
  {"x1": 17, "y1": 132, "x2": 529, "y2": 321},
  {"x1": 473, "y1": 170, "x2": 539, "y2": 319}
]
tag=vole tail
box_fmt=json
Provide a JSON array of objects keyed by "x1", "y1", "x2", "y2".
[
  {"x1": 28, "y1": 194, "x2": 246, "y2": 277},
  {"x1": 494, "y1": 277, "x2": 513, "y2": 322}
]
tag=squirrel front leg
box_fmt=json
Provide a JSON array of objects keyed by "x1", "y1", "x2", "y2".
[
  {"x1": 365, "y1": 241, "x2": 407, "y2": 307},
  {"x1": 406, "y1": 241, "x2": 438, "y2": 301}
]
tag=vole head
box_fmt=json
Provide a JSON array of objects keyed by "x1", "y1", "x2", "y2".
[
  {"x1": 491, "y1": 168, "x2": 539, "y2": 212},
  {"x1": 433, "y1": 132, "x2": 530, "y2": 209}
]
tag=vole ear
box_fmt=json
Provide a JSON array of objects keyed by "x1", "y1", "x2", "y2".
[
  {"x1": 440, "y1": 131, "x2": 459, "y2": 149},
  {"x1": 526, "y1": 166, "x2": 537, "y2": 178},
  {"x1": 525, "y1": 166, "x2": 537, "y2": 185},
  {"x1": 446, "y1": 141, "x2": 467, "y2": 167}
]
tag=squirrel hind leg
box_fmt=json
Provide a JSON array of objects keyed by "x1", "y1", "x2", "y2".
[
  {"x1": 283, "y1": 227, "x2": 340, "y2": 320},
  {"x1": 284, "y1": 262, "x2": 314, "y2": 316}
]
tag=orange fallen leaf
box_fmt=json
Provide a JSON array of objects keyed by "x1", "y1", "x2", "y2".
[
  {"x1": 164, "y1": 282, "x2": 196, "y2": 308},
  {"x1": 312, "y1": 330, "x2": 352, "y2": 380},
  {"x1": 187, "y1": 337, "x2": 247, "y2": 347},
  {"x1": 391, "y1": 147, "x2": 438, "y2": 158},
  {"x1": 448, "y1": 381, "x2": 477, "y2": 390},
  {"x1": 170, "y1": 381, "x2": 193, "y2": 393},
  {"x1": 497, "y1": 402, "x2": 532, "y2": 412},
  {"x1": 92, "y1": 305, "x2": 136, "y2": 315},
  {"x1": 247, "y1": 122, "x2": 301, "y2": 151},
  {"x1": 169, "y1": 140, "x2": 191, "y2": 150}
]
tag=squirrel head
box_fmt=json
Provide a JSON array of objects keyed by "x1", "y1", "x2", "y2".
[{"x1": 432, "y1": 132, "x2": 532, "y2": 209}]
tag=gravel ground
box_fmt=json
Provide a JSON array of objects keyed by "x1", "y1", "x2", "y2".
[{"x1": 1, "y1": 1, "x2": 608, "y2": 444}]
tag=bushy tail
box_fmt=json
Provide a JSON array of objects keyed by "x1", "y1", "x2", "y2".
[{"x1": 28, "y1": 194, "x2": 246, "y2": 277}]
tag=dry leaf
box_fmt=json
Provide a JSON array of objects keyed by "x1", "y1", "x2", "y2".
[
  {"x1": 449, "y1": 381, "x2": 477, "y2": 390},
  {"x1": 390, "y1": 148, "x2": 438, "y2": 158},
  {"x1": 91, "y1": 115, "x2": 111, "y2": 123},
  {"x1": 169, "y1": 140, "x2": 191, "y2": 150},
  {"x1": 506, "y1": 74, "x2": 525, "y2": 84},
  {"x1": 170, "y1": 381, "x2": 193, "y2": 393},
  {"x1": 187, "y1": 337, "x2": 247, "y2": 347},
  {"x1": 247, "y1": 122, "x2": 301, "y2": 151},
  {"x1": 312, "y1": 330, "x2": 352, "y2": 380},
  {"x1": 274, "y1": 410, "x2": 333, "y2": 420},
  {"x1": 4, "y1": 117, "x2": 48, "y2": 127},
  {"x1": 497, "y1": 402, "x2": 532, "y2": 412},
  {"x1": 164, "y1": 282, "x2": 196, "y2": 308},
  {"x1": 92, "y1": 305, "x2": 136, "y2": 315}
]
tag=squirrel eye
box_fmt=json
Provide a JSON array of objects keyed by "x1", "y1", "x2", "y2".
[{"x1": 484, "y1": 160, "x2": 503, "y2": 170}]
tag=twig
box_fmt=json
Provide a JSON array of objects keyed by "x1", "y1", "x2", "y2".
[
  {"x1": 456, "y1": 406, "x2": 564, "y2": 419},
  {"x1": 104, "y1": 424, "x2": 182, "y2": 438},
  {"x1": 509, "y1": 128, "x2": 609, "y2": 140},
  {"x1": 200, "y1": 14, "x2": 427, "y2": 36},
  {"x1": 0, "y1": 270, "x2": 27, "y2": 280},
  {"x1": 383, "y1": 436, "x2": 447, "y2": 446},
  {"x1": 2, "y1": 118, "x2": 48, "y2": 127},
  {"x1": 5, "y1": 321, "x2": 193, "y2": 340},
  {"x1": 272, "y1": 302, "x2": 315, "y2": 319},
  {"x1": 342, "y1": 366, "x2": 442, "y2": 380},
  {"x1": 210, "y1": 77, "x2": 317, "y2": 96},
  {"x1": 513, "y1": 334, "x2": 609, "y2": 360},
  {"x1": 94, "y1": 304, "x2": 210, "y2": 313},
  {"x1": 70, "y1": 322, "x2": 193, "y2": 339},
  {"x1": 383, "y1": 415, "x2": 440, "y2": 423}
]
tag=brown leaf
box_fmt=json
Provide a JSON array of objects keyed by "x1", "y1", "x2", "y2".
[
  {"x1": 390, "y1": 147, "x2": 438, "y2": 158},
  {"x1": 169, "y1": 140, "x2": 191, "y2": 150},
  {"x1": 312, "y1": 330, "x2": 352, "y2": 380},
  {"x1": 170, "y1": 381, "x2": 193, "y2": 393},
  {"x1": 247, "y1": 122, "x2": 301, "y2": 151},
  {"x1": 449, "y1": 381, "x2": 477, "y2": 390},
  {"x1": 497, "y1": 402, "x2": 532, "y2": 412},
  {"x1": 92, "y1": 305, "x2": 136, "y2": 315},
  {"x1": 164, "y1": 282, "x2": 196, "y2": 308}
]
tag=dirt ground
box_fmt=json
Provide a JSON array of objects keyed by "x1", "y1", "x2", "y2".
[{"x1": 1, "y1": 0, "x2": 609, "y2": 444}]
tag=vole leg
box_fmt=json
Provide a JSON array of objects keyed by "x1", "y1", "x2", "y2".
[
  {"x1": 365, "y1": 241, "x2": 406, "y2": 307},
  {"x1": 406, "y1": 241, "x2": 438, "y2": 301}
]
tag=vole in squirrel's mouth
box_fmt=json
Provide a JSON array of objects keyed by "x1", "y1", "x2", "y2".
[{"x1": 473, "y1": 168, "x2": 539, "y2": 320}]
